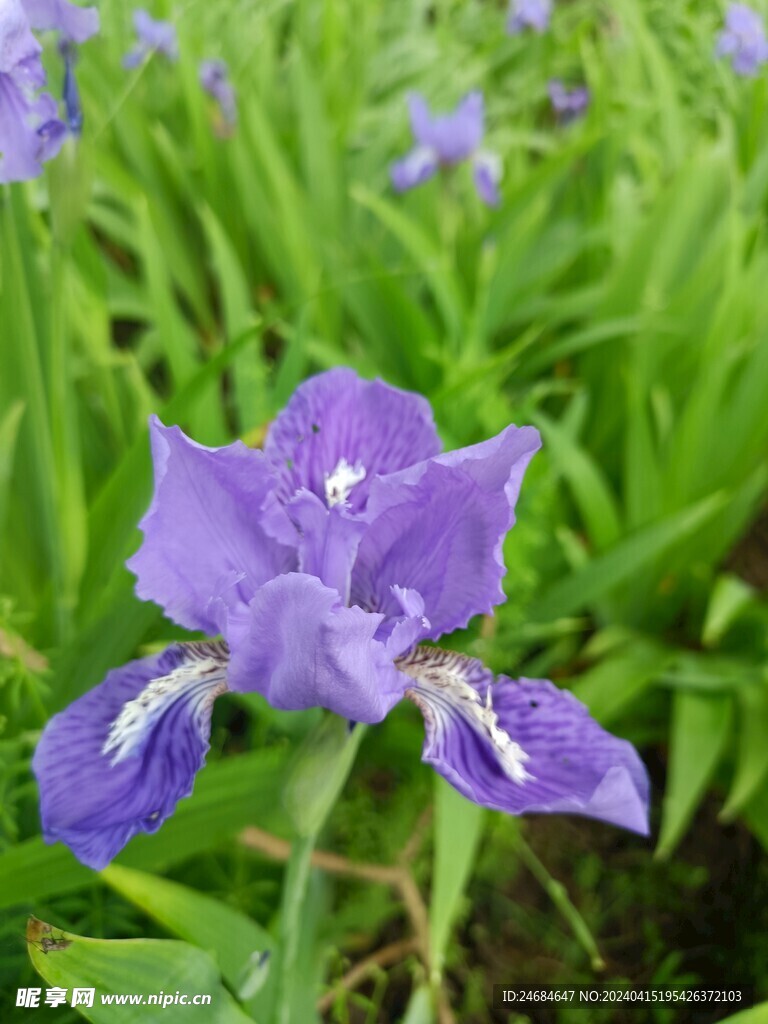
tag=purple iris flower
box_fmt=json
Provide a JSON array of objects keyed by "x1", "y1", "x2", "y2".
[
  {"x1": 199, "y1": 59, "x2": 237, "y2": 128},
  {"x1": 23, "y1": 0, "x2": 99, "y2": 41},
  {"x1": 391, "y1": 91, "x2": 503, "y2": 206},
  {"x1": 33, "y1": 369, "x2": 650, "y2": 871},
  {"x1": 507, "y1": 0, "x2": 552, "y2": 35},
  {"x1": 123, "y1": 9, "x2": 178, "y2": 69},
  {"x1": 0, "y1": 0, "x2": 96, "y2": 183},
  {"x1": 716, "y1": 3, "x2": 768, "y2": 76},
  {"x1": 548, "y1": 79, "x2": 590, "y2": 124}
]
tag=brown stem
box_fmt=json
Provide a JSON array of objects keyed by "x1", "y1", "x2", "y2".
[
  {"x1": 316, "y1": 938, "x2": 420, "y2": 1014},
  {"x1": 0, "y1": 628, "x2": 48, "y2": 672},
  {"x1": 240, "y1": 827, "x2": 401, "y2": 885}
]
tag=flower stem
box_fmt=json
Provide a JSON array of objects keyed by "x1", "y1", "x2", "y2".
[
  {"x1": 273, "y1": 716, "x2": 366, "y2": 1023},
  {"x1": 276, "y1": 832, "x2": 316, "y2": 1024},
  {"x1": 516, "y1": 836, "x2": 605, "y2": 971}
]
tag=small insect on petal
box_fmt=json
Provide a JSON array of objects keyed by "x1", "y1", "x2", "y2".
[{"x1": 26, "y1": 916, "x2": 71, "y2": 954}]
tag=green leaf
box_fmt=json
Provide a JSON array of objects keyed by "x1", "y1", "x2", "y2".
[
  {"x1": 101, "y1": 865, "x2": 273, "y2": 992},
  {"x1": 350, "y1": 184, "x2": 464, "y2": 342},
  {"x1": 429, "y1": 777, "x2": 484, "y2": 976},
  {"x1": 26, "y1": 916, "x2": 253, "y2": 1023},
  {"x1": 530, "y1": 492, "x2": 728, "y2": 623},
  {"x1": 0, "y1": 399, "x2": 25, "y2": 534},
  {"x1": 0, "y1": 748, "x2": 288, "y2": 909},
  {"x1": 533, "y1": 409, "x2": 622, "y2": 551},
  {"x1": 656, "y1": 691, "x2": 733, "y2": 858},
  {"x1": 702, "y1": 575, "x2": 756, "y2": 648},
  {"x1": 721, "y1": 684, "x2": 768, "y2": 821},
  {"x1": 401, "y1": 986, "x2": 435, "y2": 1024},
  {"x1": 569, "y1": 642, "x2": 669, "y2": 725},
  {"x1": 714, "y1": 1003, "x2": 768, "y2": 1024}
]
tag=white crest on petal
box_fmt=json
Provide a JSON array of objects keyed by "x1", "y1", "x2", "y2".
[
  {"x1": 102, "y1": 641, "x2": 229, "y2": 766},
  {"x1": 324, "y1": 457, "x2": 366, "y2": 507},
  {"x1": 397, "y1": 646, "x2": 533, "y2": 784},
  {"x1": 474, "y1": 149, "x2": 503, "y2": 185}
]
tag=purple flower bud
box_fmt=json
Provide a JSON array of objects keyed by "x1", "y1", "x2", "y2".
[
  {"x1": 716, "y1": 3, "x2": 768, "y2": 76},
  {"x1": 59, "y1": 40, "x2": 82, "y2": 132},
  {"x1": 507, "y1": 0, "x2": 552, "y2": 35},
  {"x1": 124, "y1": 9, "x2": 178, "y2": 69},
  {"x1": 199, "y1": 58, "x2": 237, "y2": 127},
  {"x1": 548, "y1": 79, "x2": 590, "y2": 124}
]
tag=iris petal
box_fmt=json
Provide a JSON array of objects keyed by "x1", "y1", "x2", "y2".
[
  {"x1": 399, "y1": 646, "x2": 650, "y2": 835},
  {"x1": 22, "y1": 0, "x2": 99, "y2": 42},
  {"x1": 405, "y1": 91, "x2": 484, "y2": 164},
  {"x1": 265, "y1": 368, "x2": 442, "y2": 511},
  {"x1": 227, "y1": 572, "x2": 408, "y2": 723},
  {"x1": 473, "y1": 151, "x2": 502, "y2": 207},
  {"x1": 283, "y1": 490, "x2": 367, "y2": 602},
  {"x1": 33, "y1": 641, "x2": 229, "y2": 870},
  {"x1": 1, "y1": 0, "x2": 40, "y2": 72},
  {"x1": 390, "y1": 145, "x2": 439, "y2": 192},
  {"x1": 127, "y1": 417, "x2": 295, "y2": 634},
  {"x1": 352, "y1": 424, "x2": 540, "y2": 639}
]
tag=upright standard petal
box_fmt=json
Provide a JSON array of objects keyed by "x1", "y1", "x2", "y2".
[
  {"x1": 124, "y1": 9, "x2": 178, "y2": 67},
  {"x1": 264, "y1": 368, "x2": 442, "y2": 512},
  {"x1": 127, "y1": 417, "x2": 295, "y2": 634},
  {"x1": 281, "y1": 490, "x2": 367, "y2": 601},
  {"x1": 22, "y1": 0, "x2": 99, "y2": 42},
  {"x1": 352, "y1": 462, "x2": 510, "y2": 638},
  {"x1": 398, "y1": 646, "x2": 649, "y2": 834},
  {"x1": 352, "y1": 425, "x2": 541, "y2": 638},
  {"x1": 227, "y1": 573, "x2": 408, "y2": 724},
  {"x1": 33, "y1": 642, "x2": 229, "y2": 870},
  {"x1": 1, "y1": 0, "x2": 40, "y2": 72},
  {"x1": 134, "y1": 8, "x2": 178, "y2": 58},
  {"x1": 408, "y1": 91, "x2": 484, "y2": 165}
]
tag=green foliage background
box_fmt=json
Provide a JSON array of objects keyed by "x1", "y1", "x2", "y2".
[{"x1": 2, "y1": 0, "x2": 768, "y2": 1020}]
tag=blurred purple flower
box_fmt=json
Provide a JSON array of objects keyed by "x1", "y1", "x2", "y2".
[
  {"x1": 24, "y1": 0, "x2": 99, "y2": 41},
  {"x1": 123, "y1": 9, "x2": 178, "y2": 69},
  {"x1": 59, "y1": 40, "x2": 81, "y2": 132},
  {"x1": 34, "y1": 369, "x2": 650, "y2": 870},
  {"x1": 29, "y1": 1, "x2": 97, "y2": 136},
  {"x1": 199, "y1": 58, "x2": 236, "y2": 127},
  {"x1": 548, "y1": 79, "x2": 590, "y2": 124},
  {"x1": 0, "y1": 0, "x2": 96, "y2": 183},
  {"x1": 716, "y1": 3, "x2": 768, "y2": 75},
  {"x1": 391, "y1": 91, "x2": 503, "y2": 206},
  {"x1": 507, "y1": 0, "x2": 552, "y2": 35}
]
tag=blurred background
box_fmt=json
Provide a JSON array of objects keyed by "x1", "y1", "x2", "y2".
[{"x1": 2, "y1": 0, "x2": 768, "y2": 1021}]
